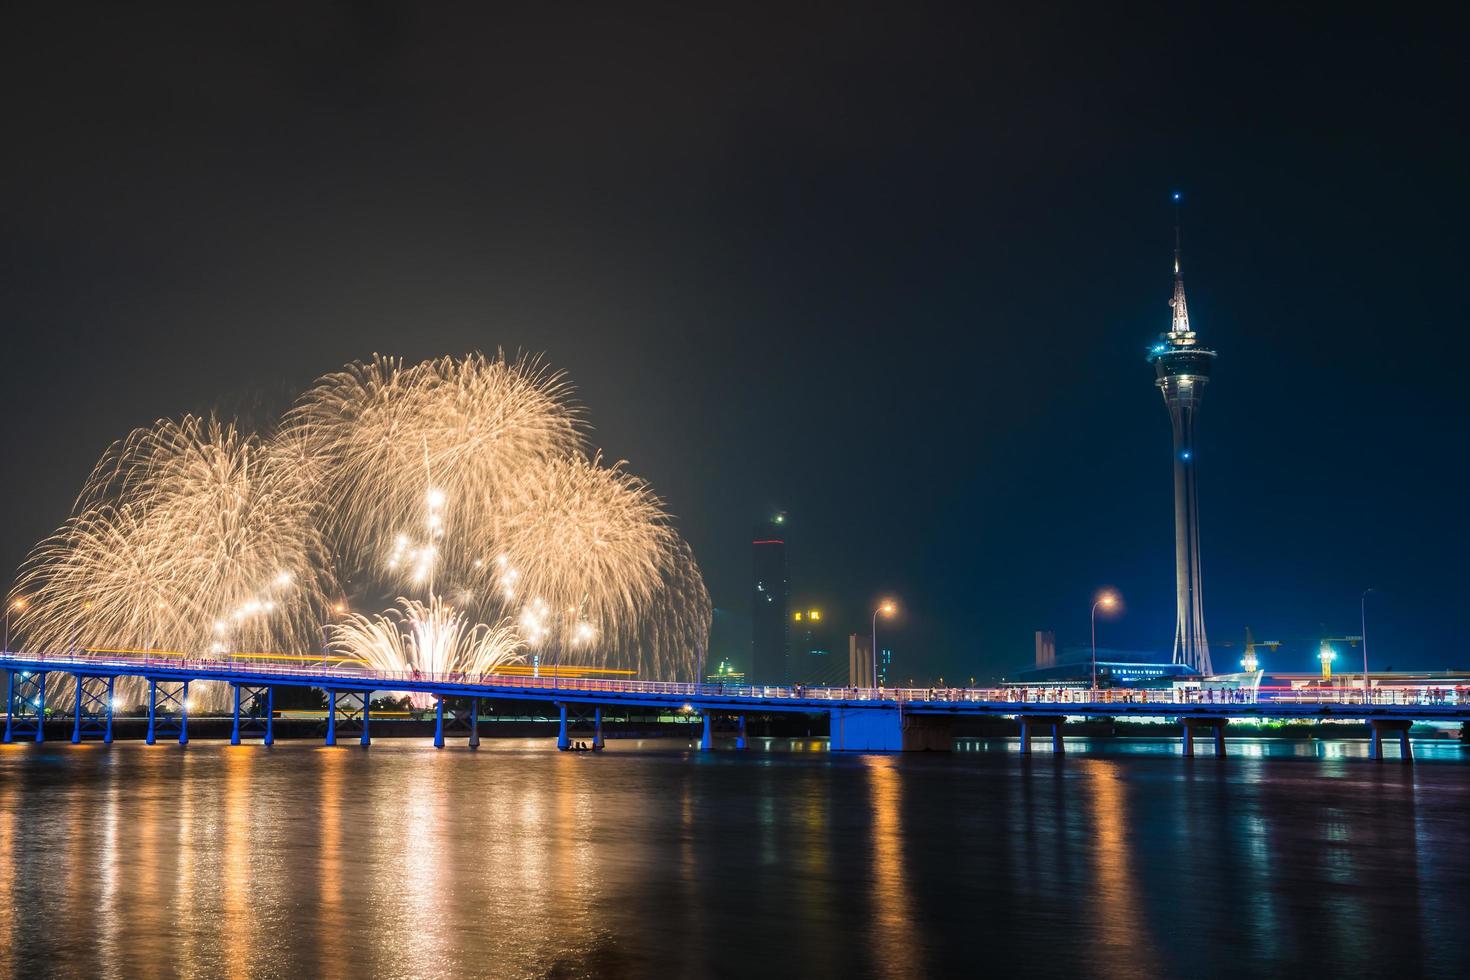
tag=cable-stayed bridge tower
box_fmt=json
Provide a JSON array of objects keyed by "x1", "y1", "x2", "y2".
[{"x1": 1147, "y1": 195, "x2": 1215, "y2": 675}]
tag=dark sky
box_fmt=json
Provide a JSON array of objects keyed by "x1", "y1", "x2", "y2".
[{"x1": 3, "y1": 3, "x2": 1466, "y2": 679}]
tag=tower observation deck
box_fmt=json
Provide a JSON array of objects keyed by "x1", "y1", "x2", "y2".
[{"x1": 1147, "y1": 196, "x2": 1216, "y2": 675}]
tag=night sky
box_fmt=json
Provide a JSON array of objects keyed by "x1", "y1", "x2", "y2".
[{"x1": 3, "y1": 4, "x2": 1466, "y2": 680}]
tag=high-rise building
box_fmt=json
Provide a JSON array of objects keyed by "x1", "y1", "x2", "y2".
[
  {"x1": 1146, "y1": 197, "x2": 1215, "y2": 675},
  {"x1": 792, "y1": 607, "x2": 843, "y2": 686},
  {"x1": 877, "y1": 646, "x2": 894, "y2": 687},
  {"x1": 751, "y1": 514, "x2": 790, "y2": 684}
]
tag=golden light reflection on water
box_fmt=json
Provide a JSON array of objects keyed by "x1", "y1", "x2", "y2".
[
  {"x1": 221, "y1": 747, "x2": 255, "y2": 979},
  {"x1": 0, "y1": 776, "x2": 13, "y2": 977},
  {"x1": 864, "y1": 756, "x2": 923, "y2": 980},
  {"x1": 174, "y1": 749, "x2": 200, "y2": 977},
  {"x1": 1081, "y1": 759, "x2": 1158, "y2": 978},
  {"x1": 2, "y1": 738, "x2": 1464, "y2": 977},
  {"x1": 316, "y1": 748, "x2": 347, "y2": 980}
]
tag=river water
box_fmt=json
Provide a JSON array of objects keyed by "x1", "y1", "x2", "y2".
[{"x1": 1, "y1": 737, "x2": 1466, "y2": 979}]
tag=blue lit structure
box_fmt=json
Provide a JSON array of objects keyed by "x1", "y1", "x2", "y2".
[
  {"x1": 1147, "y1": 196, "x2": 1216, "y2": 675},
  {"x1": 3, "y1": 650, "x2": 1466, "y2": 761}
]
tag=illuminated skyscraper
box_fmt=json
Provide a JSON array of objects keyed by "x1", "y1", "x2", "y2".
[
  {"x1": 1147, "y1": 196, "x2": 1215, "y2": 675},
  {"x1": 751, "y1": 513, "x2": 790, "y2": 684}
]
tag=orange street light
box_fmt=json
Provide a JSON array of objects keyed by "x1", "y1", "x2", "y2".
[
  {"x1": 872, "y1": 600, "x2": 898, "y2": 688},
  {"x1": 1091, "y1": 591, "x2": 1121, "y2": 695}
]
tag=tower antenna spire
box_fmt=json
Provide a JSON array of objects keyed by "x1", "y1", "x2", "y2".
[
  {"x1": 1169, "y1": 192, "x2": 1190, "y2": 337},
  {"x1": 1173, "y1": 191, "x2": 1183, "y2": 278}
]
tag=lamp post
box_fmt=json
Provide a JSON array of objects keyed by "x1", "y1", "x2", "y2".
[
  {"x1": 1091, "y1": 592, "x2": 1119, "y2": 695},
  {"x1": 1361, "y1": 587, "x2": 1376, "y2": 704},
  {"x1": 871, "y1": 600, "x2": 897, "y2": 689}
]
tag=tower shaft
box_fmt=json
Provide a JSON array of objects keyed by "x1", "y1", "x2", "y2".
[{"x1": 1161, "y1": 380, "x2": 1210, "y2": 673}]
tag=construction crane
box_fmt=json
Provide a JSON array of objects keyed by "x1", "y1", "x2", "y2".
[
  {"x1": 1217, "y1": 627, "x2": 1280, "y2": 673},
  {"x1": 1318, "y1": 632, "x2": 1362, "y2": 681},
  {"x1": 1240, "y1": 627, "x2": 1279, "y2": 673}
]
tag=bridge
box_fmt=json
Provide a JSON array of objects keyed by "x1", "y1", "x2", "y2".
[{"x1": 3, "y1": 650, "x2": 1467, "y2": 761}]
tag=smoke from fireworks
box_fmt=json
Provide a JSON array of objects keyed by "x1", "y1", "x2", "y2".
[{"x1": 9, "y1": 352, "x2": 710, "y2": 706}]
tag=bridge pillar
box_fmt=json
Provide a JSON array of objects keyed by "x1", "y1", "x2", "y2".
[
  {"x1": 1016, "y1": 715, "x2": 1063, "y2": 756},
  {"x1": 326, "y1": 690, "x2": 338, "y2": 746},
  {"x1": 831, "y1": 707, "x2": 949, "y2": 751},
  {"x1": 147, "y1": 678, "x2": 157, "y2": 745},
  {"x1": 361, "y1": 694, "x2": 372, "y2": 747},
  {"x1": 5, "y1": 670, "x2": 47, "y2": 744},
  {"x1": 735, "y1": 714, "x2": 747, "y2": 750},
  {"x1": 104, "y1": 677, "x2": 114, "y2": 744},
  {"x1": 263, "y1": 688, "x2": 274, "y2": 746},
  {"x1": 231, "y1": 685, "x2": 243, "y2": 745},
  {"x1": 468, "y1": 698, "x2": 480, "y2": 749},
  {"x1": 72, "y1": 675, "x2": 83, "y2": 744},
  {"x1": 1369, "y1": 719, "x2": 1413, "y2": 763},
  {"x1": 178, "y1": 681, "x2": 189, "y2": 746},
  {"x1": 68, "y1": 675, "x2": 112, "y2": 743},
  {"x1": 1181, "y1": 717, "x2": 1228, "y2": 758},
  {"x1": 35, "y1": 673, "x2": 45, "y2": 743},
  {"x1": 700, "y1": 712, "x2": 712, "y2": 751},
  {"x1": 434, "y1": 697, "x2": 445, "y2": 749},
  {"x1": 557, "y1": 702, "x2": 569, "y2": 751},
  {"x1": 592, "y1": 707, "x2": 603, "y2": 750}
]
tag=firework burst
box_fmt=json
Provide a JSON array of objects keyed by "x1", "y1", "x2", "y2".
[
  {"x1": 12, "y1": 416, "x2": 329, "y2": 707},
  {"x1": 10, "y1": 352, "x2": 711, "y2": 700},
  {"x1": 327, "y1": 596, "x2": 523, "y2": 708}
]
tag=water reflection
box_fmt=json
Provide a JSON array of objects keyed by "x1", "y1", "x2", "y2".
[
  {"x1": 865, "y1": 755, "x2": 923, "y2": 979},
  {"x1": 0, "y1": 739, "x2": 1465, "y2": 978},
  {"x1": 1081, "y1": 759, "x2": 1158, "y2": 978}
]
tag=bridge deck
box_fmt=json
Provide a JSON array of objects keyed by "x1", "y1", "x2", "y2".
[{"x1": 3, "y1": 651, "x2": 1467, "y2": 723}]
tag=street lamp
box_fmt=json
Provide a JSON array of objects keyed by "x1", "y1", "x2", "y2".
[
  {"x1": 871, "y1": 600, "x2": 897, "y2": 689},
  {"x1": 1091, "y1": 592, "x2": 1119, "y2": 694},
  {"x1": 1361, "y1": 587, "x2": 1376, "y2": 704}
]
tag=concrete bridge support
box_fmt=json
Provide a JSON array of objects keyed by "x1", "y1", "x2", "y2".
[
  {"x1": 1017, "y1": 715, "x2": 1066, "y2": 755},
  {"x1": 434, "y1": 697, "x2": 445, "y2": 749},
  {"x1": 700, "y1": 712, "x2": 713, "y2": 751},
  {"x1": 1181, "y1": 717, "x2": 1229, "y2": 757},
  {"x1": 735, "y1": 714, "x2": 747, "y2": 750},
  {"x1": 1369, "y1": 719, "x2": 1413, "y2": 763},
  {"x1": 830, "y1": 708, "x2": 954, "y2": 751},
  {"x1": 469, "y1": 698, "x2": 481, "y2": 748},
  {"x1": 557, "y1": 702, "x2": 570, "y2": 751},
  {"x1": 592, "y1": 707, "x2": 603, "y2": 750}
]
